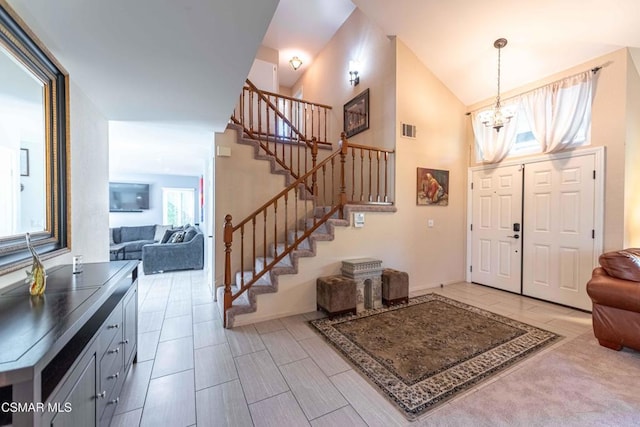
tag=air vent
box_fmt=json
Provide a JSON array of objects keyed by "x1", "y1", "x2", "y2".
[{"x1": 402, "y1": 123, "x2": 416, "y2": 138}]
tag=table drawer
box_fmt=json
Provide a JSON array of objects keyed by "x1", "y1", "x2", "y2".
[
  {"x1": 98, "y1": 303, "x2": 123, "y2": 354},
  {"x1": 97, "y1": 334, "x2": 123, "y2": 416}
]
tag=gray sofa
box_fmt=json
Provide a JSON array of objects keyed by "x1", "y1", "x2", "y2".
[
  {"x1": 110, "y1": 225, "x2": 159, "y2": 261},
  {"x1": 142, "y1": 225, "x2": 204, "y2": 274}
]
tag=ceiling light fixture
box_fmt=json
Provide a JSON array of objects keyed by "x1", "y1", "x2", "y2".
[
  {"x1": 349, "y1": 60, "x2": 360, "y2": 86},
  {"x1": 482, "y1": 38, "x2": 513, "y2": 132},
  {"x1": 289, "y1": 56, "x2": 303, "y2": 71}
]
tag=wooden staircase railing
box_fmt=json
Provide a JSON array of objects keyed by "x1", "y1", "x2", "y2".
[
  {"x1": 222, "y1": 133, "x2": 395, "y2": 327},
  {"x1": 231, "y1": 79, "x2": 332, "y2": 181}
]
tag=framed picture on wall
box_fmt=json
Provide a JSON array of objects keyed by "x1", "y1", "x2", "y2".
[
  {"x1": 417, "y1": 167, "x2": 449, "y2": 206},
  {"x1": 344, "y1": 89, "x2": 369, "y2": 138}
]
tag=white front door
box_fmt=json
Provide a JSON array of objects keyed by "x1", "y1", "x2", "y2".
[
  {"x1": 522, "y1": 155, "x2": 596, "y2": 310},
  {"x1": 471, "y1": 165, "x2": 523, "y2": 293}
]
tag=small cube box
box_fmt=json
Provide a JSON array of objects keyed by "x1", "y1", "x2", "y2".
[
  {"x1": 316, "y1": 275, "x2": 357, "y2": 318},
  {"x1": 381, "y1": 268, "x2": 409, "y2": 306}
]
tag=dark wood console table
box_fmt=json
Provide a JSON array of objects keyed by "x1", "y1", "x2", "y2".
[{"x1": 0, "y1": 261, "x2": 139, "y2": 427}]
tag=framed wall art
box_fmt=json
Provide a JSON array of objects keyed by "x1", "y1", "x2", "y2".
[
  {"x1": 344, "y1": 88, "x2": 369, "y2": 138},
  {"x1": 417, "y1": 168, "x2": 449, "y2": 206}
]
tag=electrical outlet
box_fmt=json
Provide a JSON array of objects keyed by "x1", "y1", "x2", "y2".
[{"x1": 428, "y1": 219, "x2": 434, "y2": 228}]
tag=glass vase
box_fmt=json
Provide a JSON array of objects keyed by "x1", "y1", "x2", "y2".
[{"x1": 25, "y1": 233, "x2": 46, "y2": 296}]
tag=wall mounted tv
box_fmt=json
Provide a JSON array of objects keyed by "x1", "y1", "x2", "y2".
[{"x1": 109, "y1": 182, "x2": 150, "y2": 212}]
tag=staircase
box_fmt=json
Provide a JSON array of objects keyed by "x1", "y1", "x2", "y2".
[
  {"x1": 216, "y1": 205, "x2": 349, "y2": 327},
  {"x1": 218, "y1": 80, "x2": 395, "y2": 328}
]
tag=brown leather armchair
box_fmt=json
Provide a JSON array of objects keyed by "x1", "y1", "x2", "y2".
[{"x1": 586, "y1": 249, "x2": 640, "y2": 351}]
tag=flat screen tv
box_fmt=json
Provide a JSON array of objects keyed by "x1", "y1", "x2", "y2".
[{"x1": 109, "y1": 182, "x2": 150, "y2": 211}]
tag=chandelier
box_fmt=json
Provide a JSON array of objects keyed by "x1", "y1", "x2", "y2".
[
  {"x1": 481, "y1": 38, "x2": 513, "y2": 132},
  {"x1": 289, "y1": 56, "x2": 303, "y2": 71}
]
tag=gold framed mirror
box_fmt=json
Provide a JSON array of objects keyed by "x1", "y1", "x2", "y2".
[{"x1": 0, "y1": 1, "x2": 69, "y2": 274}]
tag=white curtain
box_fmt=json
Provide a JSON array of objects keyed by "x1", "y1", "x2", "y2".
[
  {"x1": 522, "y1": 71, "x2": 594, "y2": 153},
  {"x1": 471, "y1": 100, "x2": 521, "y2": 163}
]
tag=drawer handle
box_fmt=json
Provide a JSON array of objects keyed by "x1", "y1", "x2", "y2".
[
  {"x1": 121, "y1": 339, "x2": 129, "y2": 344},
  {"x1": 108, "y1": 372, "x2": 120, "y2": 380},
  {"x1": 96, "y1": 391, "x2": 106, "y2": 399},
  {"x1": 108, "y1": 397, "x2": 120, "y2": 405},
  {"x1": 107, "y1": 323, "x2": 119, "y2": 329},
  {"x1": 108, "y1": 347, "x2": 120, "y2": 354}
]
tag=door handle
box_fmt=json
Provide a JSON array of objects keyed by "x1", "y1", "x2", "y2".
[{"x1": 507, "y1": 234, "x2": 520, "y2": 239}]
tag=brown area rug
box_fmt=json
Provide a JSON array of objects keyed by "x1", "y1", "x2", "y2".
[{"x1": 310, "y1": 293, "x2": 561, "y2": 420}]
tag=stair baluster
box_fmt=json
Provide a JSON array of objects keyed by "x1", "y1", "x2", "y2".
[
  {"x1": 231, "y1": 79, "x2": 332, "y2": 183},
  {"x1": 222, "y1": 124, "x2": 396, "y2": 327}
]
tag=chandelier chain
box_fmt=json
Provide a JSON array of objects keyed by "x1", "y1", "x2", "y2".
[{"x1": 496, "y1": 45, "x2": 502, "y2": 108}]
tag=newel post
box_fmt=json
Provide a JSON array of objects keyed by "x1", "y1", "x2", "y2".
[
  {"x1": 311, "y1": 137, "x2": 319, "y2": 197},
  {"x1": 339, "y1": 132, "x2": 348, "y2": 219},
  {"x1": 223, "y1": 214, "x2": 233, "y2": 326}
]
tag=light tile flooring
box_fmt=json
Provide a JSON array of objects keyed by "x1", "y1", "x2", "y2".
[{"x1": 111, "y1": 268, "x2": 595, "y2": 427}]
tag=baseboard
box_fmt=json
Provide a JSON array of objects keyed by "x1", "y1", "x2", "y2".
[{"x1": 410, "y1": 280, "x2": 466, "y2": 294}]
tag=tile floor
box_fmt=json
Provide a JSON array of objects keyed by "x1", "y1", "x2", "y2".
[{"x1": 110, "y1": 268, "x2": 596, "y2": 427}]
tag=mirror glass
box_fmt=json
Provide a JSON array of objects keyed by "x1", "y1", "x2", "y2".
[
  {"x1": 0, "y1": 2, "x2": 69, "y2": 274},
  {"x1": 0, "y1": 43, "x2": 46, "y2": 238}
]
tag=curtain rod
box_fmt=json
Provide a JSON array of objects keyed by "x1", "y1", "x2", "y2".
[{"x1": 464, "y1": 66, "x2": 602, "y2": 116}]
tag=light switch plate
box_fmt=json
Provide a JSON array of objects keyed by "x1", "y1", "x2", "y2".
[{"x1": 216, "y1": 146, "x2": 231, "y2": 157}]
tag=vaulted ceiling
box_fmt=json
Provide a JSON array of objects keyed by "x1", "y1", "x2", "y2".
[
  {"x1": 6, "y1": 0, "x2": 640, "y2": 175},
  {"x1": 352, "y1": 0, "x2": 640, "y2": 106}
]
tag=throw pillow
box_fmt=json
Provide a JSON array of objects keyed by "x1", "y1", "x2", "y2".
[
  {"x1": 161, "y1": 229, "x2": 175, "y2": 244},
  {"x1": 154, "y1": 224, "x2": 172, "y2": 242},
  {"x1": 599, "y1": 248, "x2": 640, "y2": 282},
  {"x1": 168, "y1": 231, "x2": 186, "y2": 244},
  {"x1": 109, "y1": 228, "x2": 115, "y2": 245},
  {"x1": 184, "y1": 226, "x2": 198, "y2": 242}
]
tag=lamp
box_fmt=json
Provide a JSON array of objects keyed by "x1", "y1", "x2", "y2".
[
  {"x1": 349, "y1": 60, "x2": 360, "y2": 86},
  {"x1": 289, "y1": 56, "x2": 303, "y2": 71},
  {"x1": 481, "y1": 38, "x2": 513, "y2": 132}
]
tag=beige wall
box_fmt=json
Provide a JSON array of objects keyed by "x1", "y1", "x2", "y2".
[
  {"x1": 214, "y1": 127, "x2": 296, "y2": 287},
  {"x1": 0, "y1": 82, "x2": 110, "y2": 289},
  {"x1": 255, "y1": 45, "x2": 278, "y2": 65},
  {"x1": 467, "y1": 48, "x2": 632, "y2": 252},
  {"x1": 624, "y1": 49, "x2": 640, "y2": 247},
  {"x1": 394, "y1": 37, "x2": 468, "y2": 285},
  {"x1": 233, "y1": 18, "x2": 468, "y2": 324},
  {"x1": 292, "y1": 8, "x2": 396, "y2": 150}
]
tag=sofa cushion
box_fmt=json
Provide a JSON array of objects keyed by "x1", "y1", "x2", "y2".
[
  {"x1": 599, "y1": 249, "x2": 640, "y2": 282},
  {"x1": 184, "y1": 226, "x2": 198, "y2": 242},
  {"x1": 121, "y1": 225, "x2": 155, "y2": 242},
  {"x1": 122, "y1": 239, "x2": 156, "y2": 253},
  {"x1": 109, "y1": 228, "x2": 116, "y2": 245},
  {"x1": 112, "y1": 227, "x2": 122, "y2": 244},
  {"x1": 154, "y1": 224, "x2": 172, "y2": 242}
]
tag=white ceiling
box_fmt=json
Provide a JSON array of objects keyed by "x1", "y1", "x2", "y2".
[
  {"x1": 7, "y1": 0, "x2": 279, "y2": 131},
  {"x1": 7, "y1": 0, "x2": 278, "y2": 176},
  {"x1": 5, "y1": 0, "x2": 640, "y2": 176},
  {"x1": 352, "y1": 0, "x2": 640, "y2": 106},
  {"x1": 261, "y1": 0, "x2": 355, "y2": 88}
]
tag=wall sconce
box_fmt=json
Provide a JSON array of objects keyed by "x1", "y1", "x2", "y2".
[
  {"x1": 289, "y1": 56, "x2": 303, "y2": 71},
  {"x1": 349, "y1": 60, "x2": 360, "y2": 86}
]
